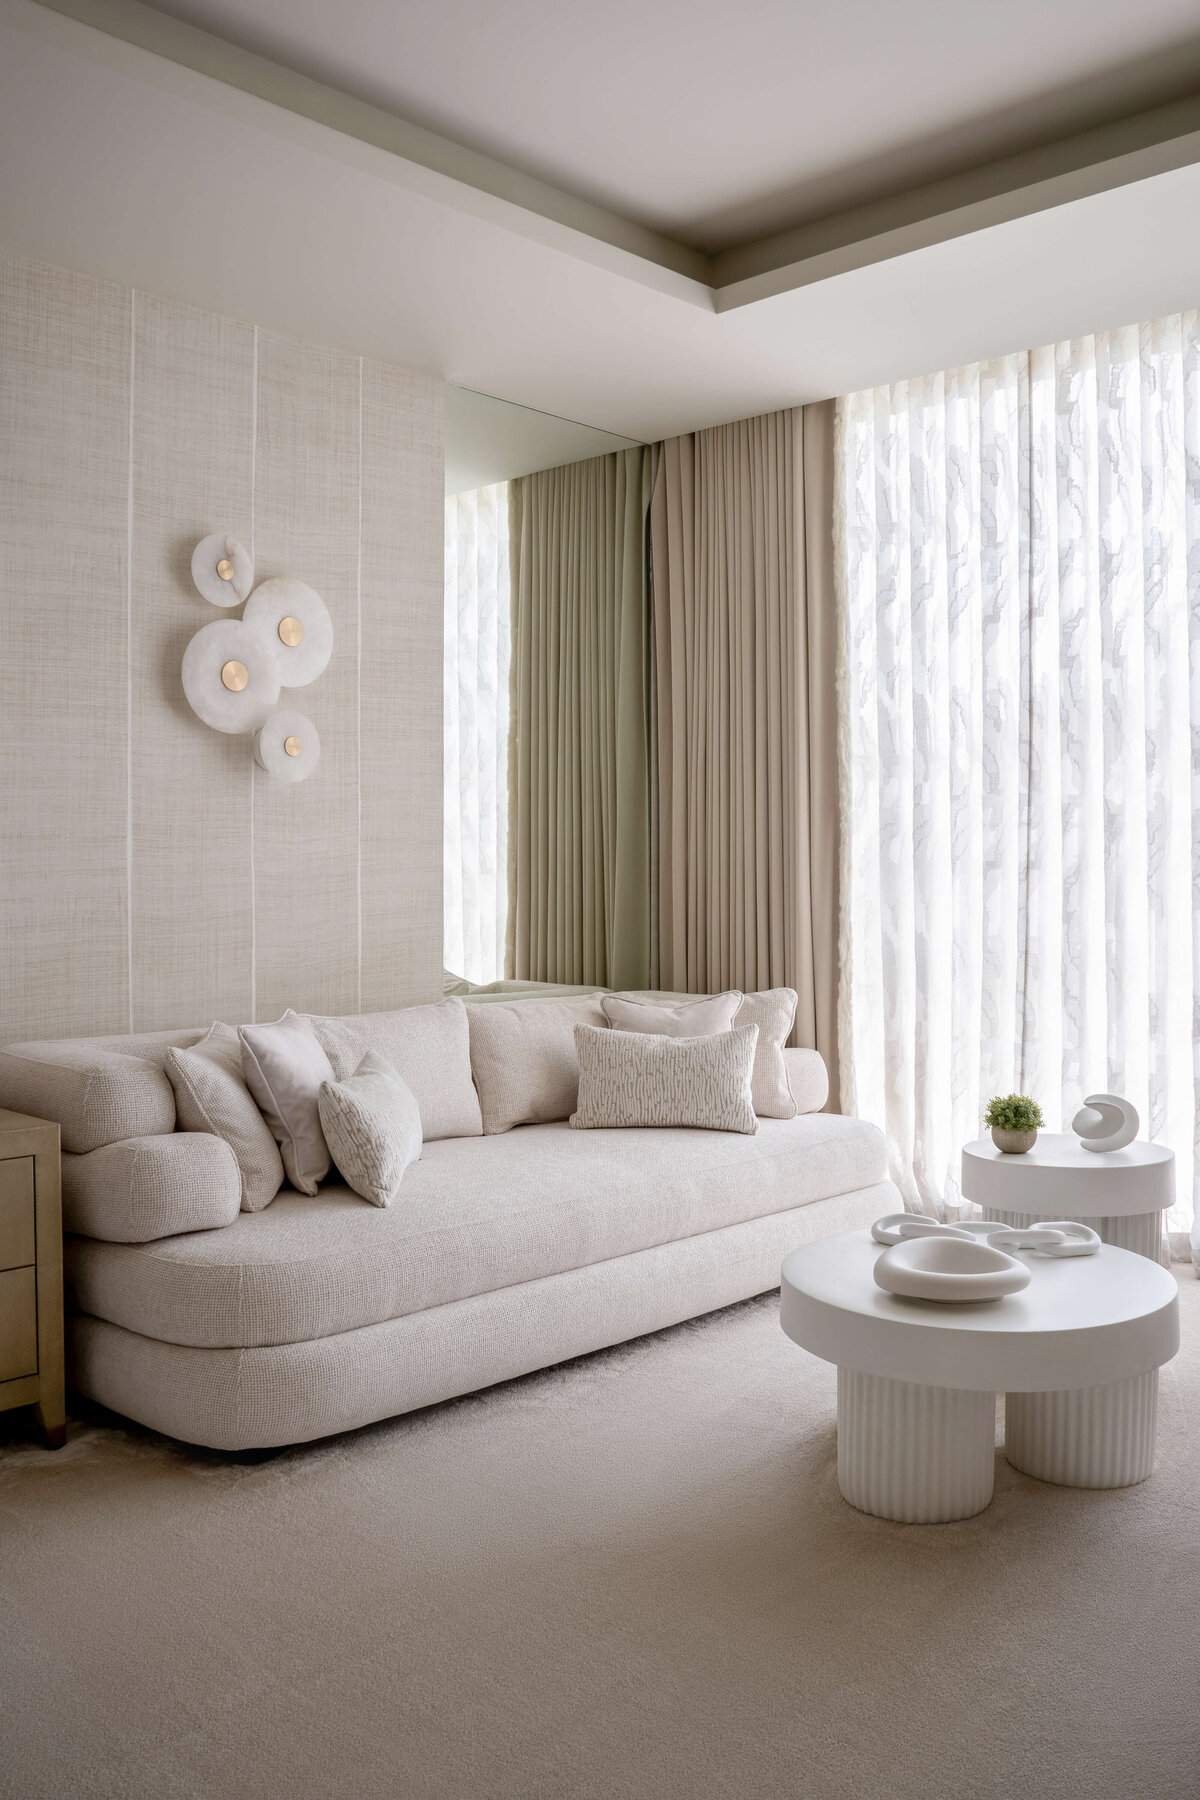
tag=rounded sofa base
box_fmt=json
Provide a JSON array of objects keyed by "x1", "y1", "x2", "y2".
[{"x1": 69, "y1": 1180, "x2": 899, "y2": 1450}]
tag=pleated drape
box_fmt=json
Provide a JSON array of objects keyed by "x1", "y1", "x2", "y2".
[
  {"x1": 649, "y1": 405, "x2": 840, "y2": 1099},
  {"x1": 507, "y1": 448, "x2": 653, "y2": 988},
  {"x1": 837, "y1": 317, "x2": 1200, "y2": 1254}
]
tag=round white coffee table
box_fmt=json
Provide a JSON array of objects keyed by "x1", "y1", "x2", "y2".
[
  {"x1": 961, "y1": 1133, "x2": 1174, "y2": 1262},
  {"x1": 780, "y1": 1229, "x2": 1178, "y2": 1524}
]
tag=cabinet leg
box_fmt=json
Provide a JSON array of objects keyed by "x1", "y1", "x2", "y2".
[{"x1": 34, "y1": 1400, "x2": 66, "y2": 1450}]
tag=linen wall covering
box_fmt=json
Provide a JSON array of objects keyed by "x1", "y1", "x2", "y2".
[
  {"x1": 507, "y1": 449, "x2": 653, "y2": 989},
  {"x1": 0, "y1": 248, "x2": 444, "y2": 1046},
  {"x1": 650, "y1": 405, "x2": 840, "y2": 1101},
  {"x1": 444, "y1": 482, "x2": 510, "y2": 985},
  {"x1": 837, "y1": 317, "x2": 1200, "y2": 1256}
]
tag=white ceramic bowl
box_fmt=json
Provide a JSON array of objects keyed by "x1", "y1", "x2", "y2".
[{"x1": 873, "y1": 1235, "x2": 1031, "y2": 1303}]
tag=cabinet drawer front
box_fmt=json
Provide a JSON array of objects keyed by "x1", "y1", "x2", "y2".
[
  {"x1": 0, "y1": 1266, "x2": 37, "y2": 1381},
  {"x1": 0, "y1": 1159, "x2": 36, "y2": 1271}
]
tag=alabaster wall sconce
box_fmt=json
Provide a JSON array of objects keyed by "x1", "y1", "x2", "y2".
[{"x1": 182, "y1": 535, "x2": 329, "y2": 782}]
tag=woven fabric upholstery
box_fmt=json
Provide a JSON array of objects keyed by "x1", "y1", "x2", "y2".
[
  {"x1": 66, "y1": 1181, "x2": 898, "y2": 1449},
  {"x1": 609, "y1": 988, "x2": 801, "y2": 1119},
  {"x1": 61, "y1": 1133, "x2": 240, "y2": 1242},
  {"x1": 0, "y1": 1043, "x2": 178, "y2": 1153},
  {"x1": 307, "y1": 999, "x2": 482, "y2": 1142},
  {"x1": 62, "y1": 1111, "x2": 887, "y2": 1349},
  {"x1": 167, "y1": 1023, "x2": 284, "y2": 1212},
  {"x1": 318, "y1": 1052, "x2": 422, "y2": 1207},
  {"x1": 570, "y1": 1025, "x2": 758, "y2": 1133},
  {"x1": 467, "y1": 994, "x2": 607, "y2": 1133}
]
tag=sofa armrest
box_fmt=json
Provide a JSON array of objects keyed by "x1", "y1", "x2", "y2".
[
  {"x1": 61, "y1": 1133, "x2": 240, "y2": 1242},
  {"x1": 782, "y1": 1048, "x2": 829, "y2": 1115}
]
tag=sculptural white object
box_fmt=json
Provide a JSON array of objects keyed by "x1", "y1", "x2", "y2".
[
  {"x1": 873, "y1": 1235, "x2": 1031, "y2": 1302},
  {"x1": 181, "y1": 619, "x2": 281, "y2": 733},
  {"x1": 190, "y1": 533, "x2": 254, "y2": 606},
  {"x1": 243, "y1": 577, "x2": 333, "y2": 688},
  {"x1": 253, "y1": 709, "x2": 321, "y2": 784},
  {"x1": 1072, "y1": 1093, "x2": 1139, "y2": 1153}
]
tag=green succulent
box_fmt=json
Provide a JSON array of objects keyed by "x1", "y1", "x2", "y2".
[{"x1": 984, "y1": 1094, "x2": 1044, "y2": 1131}]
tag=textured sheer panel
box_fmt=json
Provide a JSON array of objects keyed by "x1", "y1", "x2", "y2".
[
  {"x1": 837, "y1": 316, "x2": 1200, "y2": 1260},
  {"x1": 444, "y1": 484, "x2": 510, "y2": 985}
]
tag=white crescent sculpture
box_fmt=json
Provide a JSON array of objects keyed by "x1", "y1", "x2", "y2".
[{"x1": 1072, "y1": 1093, "x2": 1139, "y2": 1153}]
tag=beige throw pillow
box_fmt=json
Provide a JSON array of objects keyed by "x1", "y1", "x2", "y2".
[
  {"x1": 605, "y1": 987, "x2": 799, "y2": 1119},
  {"x1": 240, "y1": 1011, "x2": 336, "y2": 1196},
  {"x1": 601, "y1": 991, "x2": 741, "y2": 1037},
  {"x1": 570, "y1": 1024, "x2": 758, "y2": 1134},
  {"x1": 306, "y1": 998, "x2": 482, "y2": 1141},
  {"x1": 166, "y1": 1022, "x2": 284, "y2": 1211},
  {"x1": 467, "y1": 994, "x2": 608, "y2": 1133},
  {"x1": 318, "y1": 1052, "x2": 422, "y2": 1207}
]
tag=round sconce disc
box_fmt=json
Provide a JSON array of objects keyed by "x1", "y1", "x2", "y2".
[{"x1": 244, "y1": 578, "x2": 332, "y2": 686}]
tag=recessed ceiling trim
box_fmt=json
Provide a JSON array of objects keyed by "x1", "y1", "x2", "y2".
[
  {"x1": 714, "y1": 92, "x2": 1200, "y2": 311},
  {"x1": 13, "y1": 0, "x2": 713, "y2": 302},
  {"x1": 15, "y1": 0, "x2": 1200, "y2": 321}
]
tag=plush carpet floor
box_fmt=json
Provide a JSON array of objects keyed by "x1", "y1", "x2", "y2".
[{"x1": 2, "y1": 1277, "x2": 1198, "y2": 1800}]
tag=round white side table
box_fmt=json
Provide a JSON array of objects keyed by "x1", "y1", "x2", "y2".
[
  {"x1": 780, "y1": 1229, "x2": 1178, "y2": 1524},
  {"x1": 961, "y1": 1133, "x2": 1174, "y2": 1262}
]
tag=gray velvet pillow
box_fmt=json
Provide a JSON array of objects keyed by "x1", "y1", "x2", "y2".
[
  {"x1": 318, "y1": 1052, "x2": 423, "y2": 1207},
  {"x1": 167, "y1": 1022, "x2": 284, "y2": 1212}
]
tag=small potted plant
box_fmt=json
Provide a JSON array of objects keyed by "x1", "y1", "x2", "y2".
[{"x1": 984, "y1": 1094, "x2": 1044, "y2": 1154}]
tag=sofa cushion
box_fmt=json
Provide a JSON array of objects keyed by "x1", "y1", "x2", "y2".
[
  {"x1": 610, "y1": 988, "x2": 800, "y2": 1119},
  {"x1": 307, "y1": 999, "x2": 482, "y2": 1142},
  {"x1": 167, "y1": 1024, "x2": 284, "y2": 1212},
  {"x1": 571, "y1": 1024, "x2": 759, "y2": 1134},
  {"x1": 63, "y1": 1112, "x2": 888, "y2": 1350},
  {"x1": 318, "y1": 1052, "x2": 423, "y2": 1207},
  {"x1": 467, "y1": 994, "x2": 607, "y2": 1133},
  {"x1": 61, "y1": 1133, "x2": 241, "y2": 1242},
  {"x1": 240, "y1": 1012, "x2": 336, "y2": 1197},
  {"x1": 600, "y1": 991, "x2": 740, "y2": 1037},
  {"x1": 0, "y1": 1042, "x2": 179, "y2": 1154}
]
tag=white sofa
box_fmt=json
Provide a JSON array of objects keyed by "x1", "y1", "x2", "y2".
[{"x1": 0, "y1": 994, "x2": 898, "y2": 1451}]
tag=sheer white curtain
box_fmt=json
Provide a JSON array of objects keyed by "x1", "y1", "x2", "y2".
[
  {"x1": 444, "y1": 483, "x2": 510, "y2": 985},
  {"x1": 837, "y1": 316, "x2": 1200, "y2": 1259}
]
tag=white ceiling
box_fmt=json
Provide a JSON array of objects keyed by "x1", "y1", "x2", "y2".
[
  {"x1": 445, "y1": 391, "x2": 639, "y2": 495},
  {"x1": 127, "y1": 0, "x2": 1200, "y2": 248},
  {"x1": 3, "y1": 0, "x2": 1200, "y2": 454}
]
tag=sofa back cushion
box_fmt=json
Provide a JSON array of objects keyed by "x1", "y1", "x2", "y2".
[
  {"x1": 307, "y1": 998, "x2": 482, "y2": 1142},
  {"x1": 467, "y1": 994, "x2": 608, "y2": 1133},
  {"x1": 61, "y1": 1132, "x2": 241, "y2": 1241},
  {"x1": 0, "y1": 1042, "x2": 179, "y2": 1154}
]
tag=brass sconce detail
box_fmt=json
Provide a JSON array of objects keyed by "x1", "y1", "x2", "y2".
[
  {"x1": 278, "y1": 615, "x2": 304, "y2": 647},
  {"x1": 283, "y1": 736, "x2": 302, "y2": 758},
  {"x1": 220, "y1": 659, "x2": 249, "y2": 692},
  {"x1": 216, "y1": 557, "x2": 235, "y2": 582}
]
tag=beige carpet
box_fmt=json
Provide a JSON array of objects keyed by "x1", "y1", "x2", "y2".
[{"x1": 2, "y1": 1277, "x2": 1199, "y2": 1800}]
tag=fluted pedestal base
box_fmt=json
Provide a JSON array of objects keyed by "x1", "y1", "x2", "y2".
[
  {"x1": 1005, "y1": 1370, "x2": 1158, "y2": 1488},
  {"x1": 836, "y1": 1369, "x2": 995, "y2": 1523},
  {"x1": 981, "y1": 1206, "x2": 1165, "y2": 1263}
]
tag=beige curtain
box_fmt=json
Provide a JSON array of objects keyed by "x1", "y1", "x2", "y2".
[
  {"x1": 507, "y1": 448, "x2": 653, "y2": 988},
  {"x1": 650, "y1": 404, "x2": 840, "y2": 1103}
]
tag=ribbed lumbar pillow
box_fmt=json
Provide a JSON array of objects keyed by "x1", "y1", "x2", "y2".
[{"x1": 569, "y1": 1024, "x2": 758, "y2": 1134}]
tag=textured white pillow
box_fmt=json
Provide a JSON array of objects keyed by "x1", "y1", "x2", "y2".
[
  {"x1": 570, "y1": 1023, "x2": 758, "y2": 1134},
  {"x1": 306, "y1": 999, "x2": 482, "y2": 1141},
  {"x1": 239, "y1": 1011, "x2": 335, "y2": 1195},
  {"x1": 467, "y1": 993, "x2": 608, "y2": 1132},
  {"x1": 318, "y1": 1052, "x2": 422, "y2": 1207},
  {"x1": 606, "y1": 987, "x2": 799, "y2": 1119},
  {"x1": 601, "y1": 991, "x2": 741, "y2": 1038},
  {"x1": 166, "y1": 1022, "x2": 284, "y2": 1212}
]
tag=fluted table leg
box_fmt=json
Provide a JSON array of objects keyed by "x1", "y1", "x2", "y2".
[
  {"x1": 981, "y1": 1206, "x2": 1165, "y2": 1263},
  {"x1": 836, "y1": 1369, "x2": 996, "y2": 1523},
  {"x1": 1005, "y1": 1370, "x2": 1158, "y2": 1488}
]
